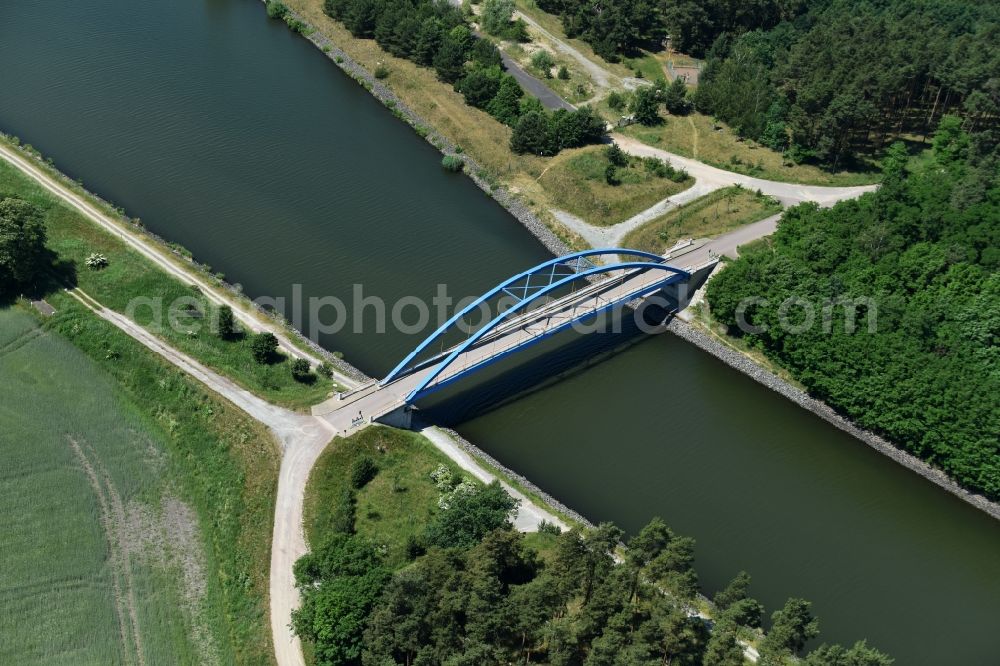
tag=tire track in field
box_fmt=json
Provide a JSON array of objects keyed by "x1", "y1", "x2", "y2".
[
  {"x1": 0, "y1": 327, "x2": 46, "y2": 357},
  {"x1": 66, "y1": 436, "x2": 147, "y2": 666}
]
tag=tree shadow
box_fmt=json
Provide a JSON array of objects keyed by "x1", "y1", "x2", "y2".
[{"x1": 1, "y1": 252, "x2": 78, "y2": 306}]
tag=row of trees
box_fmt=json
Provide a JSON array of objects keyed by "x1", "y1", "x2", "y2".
[
  {"x1": 707, "y1": 118, "x2": 1000, "y2": 499},
  {"x1": 293, "y1": 468, "x2": 893, "y2": 664},
  {"x1": 323, "y1": 0, "x2": 606, "y2": 156},
  {"x1": 535, "y1": 0, "x2": 802, "y2": 61},
  {"x1": 693, "y1": 0, "x2": 1000, "y2": 166}
]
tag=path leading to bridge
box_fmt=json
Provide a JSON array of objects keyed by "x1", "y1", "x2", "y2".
[{"x1": 554, "y1": 135, "x2": 877, "y2": 249}]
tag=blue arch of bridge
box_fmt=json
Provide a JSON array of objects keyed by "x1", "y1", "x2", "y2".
[
  {"x1": 384, "y1": 250, "x2": 690, "y2": 402},
  {"x1": 381, "y1": 249, "x2": 670, "y2": 386}
]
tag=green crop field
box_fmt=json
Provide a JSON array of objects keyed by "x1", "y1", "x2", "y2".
[
  {"x1": 0, "y1": 306, "x2": 280, "y2": 665},
  {"x1": 0, "y1": 308, "x2": 217, "y2": 664}
]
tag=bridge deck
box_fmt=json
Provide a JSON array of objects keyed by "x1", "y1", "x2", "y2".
[{"x1": 315, "y1": 251, "x2": 715, "y2": 433}]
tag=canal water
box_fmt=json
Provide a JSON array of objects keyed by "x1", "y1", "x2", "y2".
[{"x1": 2, "y1": 1, "x2": 998, "y2": 663}]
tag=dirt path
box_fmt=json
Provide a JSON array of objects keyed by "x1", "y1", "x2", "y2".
[
  {"x1": 0, "y1": 142, "x2": 359, "y2": 390},
  {"x1": 67, "y1": 287, "x2": 563, "y2": 666},
  {"x1": 514, "y1": 9, "x2": 617, "y2": 90}
]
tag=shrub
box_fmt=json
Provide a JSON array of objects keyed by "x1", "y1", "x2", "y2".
[
  {"x1": 216, "y1": 304, "x2": 237, "y2": 339},
  {"x1": 373, "y1": 64, "x2": 389, "y2": 79},
  {"x1": 316, "y1": 362, "x2": 334, "y2": 379},
  {"x1": 265, "y1": 0, "x2": 288, "y2": 19},
  {"x1": 530, "y1": 50, "x2": 555, "y2": 77},
  {"x1": 404, "y1": 534, "x2": 426, "y2": 560},
  {"x1": 631, "y1": 86, "x2": 662, "y2": 125},
  {"x1": 441, "y1": 155, "x2": 465, "y2": 172},
  {"x1": 607, "y1": 90, "x2": 626, "y2": 111},
  {"x1": 502, "y1": 18, "x2": 530, "y2": 42},
  {"x1": 249, "y1": 331, "x2": 278, "y2": 364},
  {"x1": 290, "y1": 357, "x2": 312, "y2": 382},
  {"x1": 284, "y1": 16, "x2": 308, "y2": 33},
  {"x1": 557, "y1": 65, "x2": 570, "y2": 80},
  {"x1": 604, "y1": 164, "x2": 620, "y2": 185},
  {"x1": 538, "y1": 519, "x2": 563, "y2": 535},
  {"x1": 350, "y1": 456, "x2": 379, "y2": 489},
  {"x1": 331, "y1": 488, "x2": 357, "y2": 534},
  {"x1": 481, "y1": 0, "x2": 515, "y2": 37},
  {"x1": 605, "y1": 142, "x2": 628, "y2": 167},
  {"x1": 85, "y1": 252, "x2": 109, "y2": 270},
  {"x1": 424, "y1": 481, "x2": 517, "y2": 548}
]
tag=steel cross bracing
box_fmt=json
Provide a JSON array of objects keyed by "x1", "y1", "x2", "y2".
[{"x1": 379, "y1": 249, "x2": 690, "y2": 402}]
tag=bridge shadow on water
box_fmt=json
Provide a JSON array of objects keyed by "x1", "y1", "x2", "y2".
[{"x1": 413, "y1": 298, "x2": 679, "y2": 426}]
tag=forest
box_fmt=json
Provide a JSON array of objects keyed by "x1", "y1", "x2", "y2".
[
  {"x1": 319, "y1": 0, "x2": 606, "y2": 155},
  {"x1": 292, "y1": 430, "x2": 894, "y2": 665},
  {"x1": 706, "y1": 117, "x2": 1000, "y2": 499},
  {"x1": 535, "y1": 0, "x2": 998, "y2": 167}
]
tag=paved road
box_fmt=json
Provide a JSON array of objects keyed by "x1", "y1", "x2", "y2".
[{"x1": 501, "y1": 50, "x2": 575, "y2": 111}]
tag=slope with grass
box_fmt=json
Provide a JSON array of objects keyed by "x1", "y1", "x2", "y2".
[
  {"x1": 0, "y1": 306, "x2": 279, "y2": 664},
  {"x1": 0, "y1": 155, "x2": 338, "y2": 410},
  {"x1": 537, "y1": 144, "x2": 693, "y2": 225},
  {"x1": 303, "y1": 426, "x2": 470, "y2": 569},
  {"x1": 619, "y1": 113, "x2": 881, "y2": 187},
  {"x1": 623, "y1": 186, "x2": 782, "y2": 254}
]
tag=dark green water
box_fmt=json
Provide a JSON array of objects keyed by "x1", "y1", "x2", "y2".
[{"x1": 2, "y1": 1, "x2": 998, "y2": 663}]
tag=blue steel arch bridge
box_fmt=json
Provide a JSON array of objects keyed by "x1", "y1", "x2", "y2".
[{"x1": 314, "y1": 248, "x2": 709, "y2": 430}]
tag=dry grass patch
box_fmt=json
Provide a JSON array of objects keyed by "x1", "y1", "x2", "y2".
[
  {"x1": 537, "y1": 145, "x2": 692, "y2": 225},
  {"x1": 621, "y1": 113, "x2": 880, "y2": 186},
  {"x1": 623, "y1": 186, "x2": 782, "y2": 254}
]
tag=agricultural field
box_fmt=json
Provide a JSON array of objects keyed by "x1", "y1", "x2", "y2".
[
  {"x1": 0, "y1": 309, "x2": 216, "y2": 664},
  {"x1": 623, "y1": 186, "x2": 782, "y2": 254},
  {"x1": 0, "y1": 156, "x2": 338, "y2": 411},
  {"x1": 0, "y1": 306, "x2": 279, "y2": 665},
  {"x1": 536, "y1": 144, "x2": 692, "y2": 225}
]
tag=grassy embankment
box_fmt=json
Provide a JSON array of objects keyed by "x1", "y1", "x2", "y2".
[
  {"x1": 538, "y1": 145, "x2": 691, "y2": 224},
  {"x1": 619, "y1": 115, "x2": 881, "y2": 186},
  {"x1": 0, "y1": 306, "x2": 279, "y2": 665},
  {"x1": 623, "y1": 186, "x2": 782, "y2": 253},
  {"x1": 303, "y1": 426, "x2": 560, "y2": 570},
  {"x1": 281, "y1": 0, "x2": 694, "y2": 241},
  {"x1": 0, "y1": 151, "x2": 338, "y2": 411}
]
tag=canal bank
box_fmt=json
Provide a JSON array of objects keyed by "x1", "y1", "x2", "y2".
[
  {"x1": 2, "y1": 1, "x2": 998, "y2": 663},
  {"x1": 261, "y1": 0, "x2": 1000, "y2": 522}
]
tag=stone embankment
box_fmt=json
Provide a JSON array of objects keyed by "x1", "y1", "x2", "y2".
[
  {"x1": 272, "y1": 3, "x2": 573, "y2": 258},
  {"x1": 665, "y1": 316, "x2": 1000, "y2": 522}
]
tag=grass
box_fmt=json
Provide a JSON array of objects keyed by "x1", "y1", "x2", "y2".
[
  {"x1": 538, "y1": 145, "x2": 692, "y2": 225},
  {"x1": 278, "y1": 0, "x2": 616, "y2": 245},
  {"x1": 619, "y1": 113, "x2": 881, "y2": 186},
  {"x1": 623, "y1": 186, "x2": 783, "y2": 254},
  {"x1": 303, "y1": 426, "x2": 471, "y2": 569},
  {"x1": 0, "y1": 156, "x2": 338, "y2": 411},
  {"x1": 502, "y1": 41, "x2": 597, "y2": 104},
  {"x1": 0, "y1": 306, "x2": 279, "y2": 664},
  {"x1": 514, "y1": 0, "x2": 634, "y2": 82}
]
